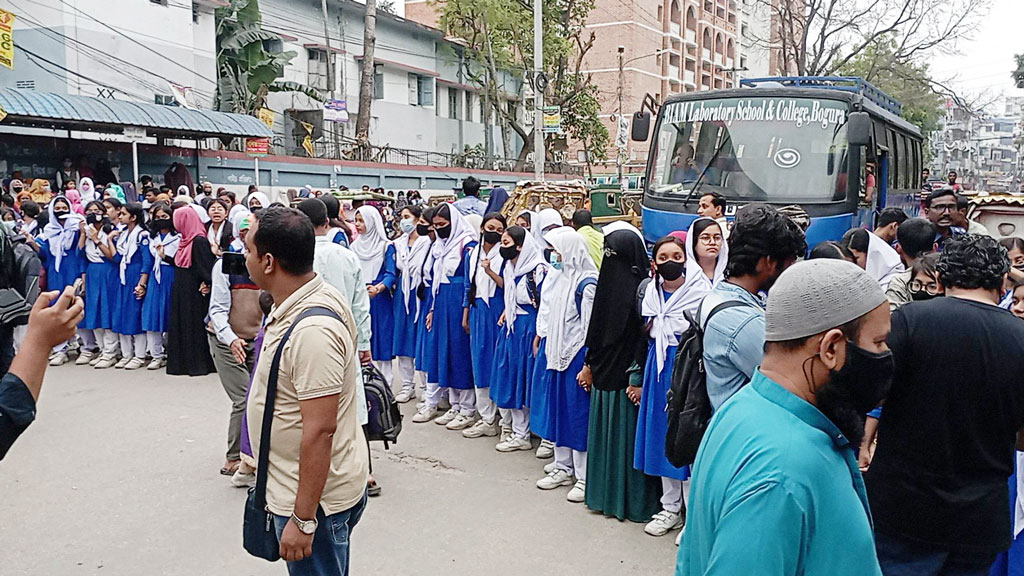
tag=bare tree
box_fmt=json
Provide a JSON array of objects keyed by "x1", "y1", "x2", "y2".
[
  {"x1": 355, "y1": 0, "x2": 377, "y2": 151},
  {"x1": 755, "y1": 0, "x2": 990, "y2": 77}
]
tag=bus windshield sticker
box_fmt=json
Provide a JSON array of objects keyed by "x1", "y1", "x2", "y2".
[
  {"x1": 662, "y1": 98, "x2": 847, "y2": 130},
  {"x1": 773, "y1": 148, "x2": 802, "y2": 169}
]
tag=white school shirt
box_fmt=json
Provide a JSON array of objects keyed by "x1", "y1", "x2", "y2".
[{"x1": 85, "y1": 229, "x2": 110, "y2": 264}]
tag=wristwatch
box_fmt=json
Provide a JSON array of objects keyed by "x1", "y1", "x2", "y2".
[{"x1": 290, "y1": 513, "x2": 318, "y2": 535}]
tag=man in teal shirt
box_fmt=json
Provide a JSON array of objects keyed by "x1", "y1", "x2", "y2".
[{"x1": 677, "y1": 259, "x2": 893, "y2": 576}]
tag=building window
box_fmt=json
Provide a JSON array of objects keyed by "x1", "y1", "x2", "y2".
[
  {"x1": 308, "y1": 49, "x2": 329, "y2": 91},
  {"x1": 465, "y1": 92, "x2": 474, "y2": 122},
  {"x1": 409, "y1": 74, "x2": 434, "y2": 106},
  {"x1": 480, "y1": 97, "x2": 487, "y2": 124},
  {"x1": 448, "y1": 88, "x2": 459, "y2": 119},
  {"x1": 657, "y1": 6, "x2": 663, "y2": 21},
  {"x1": 373, "y1": 64, "x2": 384, "y2": 100},
  {"x1": 263, "y1": 39, "x2": 283, "y2": 54},
  {"x1": 155, "y1": 94, "x2": 175, "y2": 106}
]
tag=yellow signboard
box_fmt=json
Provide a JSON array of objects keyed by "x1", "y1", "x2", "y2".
[
  {"x1": 301, "y1": 121, "x2": 315, "y2": 157},
  {"x1": 258, "y1": 107, "x2": 274, "y2": 129},
  {"x1": 0, "y1": 9, "x2": 14, "y2": 70}
]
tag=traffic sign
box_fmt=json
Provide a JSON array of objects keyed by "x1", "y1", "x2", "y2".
[{"x1": 246, "y1": 138, "x2": 269, "y2": 157}]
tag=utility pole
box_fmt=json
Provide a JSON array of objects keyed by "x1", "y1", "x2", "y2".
[
  {"x1": 533, "y1": 0, "x2": 544, "y2": 181},
  {"x1": 617, "y1": 46, "x2": 625, "y2": 193},
  {"x1": 320, "y1": 0, "x2": 339, "y2": 157}
]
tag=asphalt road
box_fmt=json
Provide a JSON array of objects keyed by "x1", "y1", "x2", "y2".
[{"x1": 0, "y1": 363, "x2": 677, "y2": 575}]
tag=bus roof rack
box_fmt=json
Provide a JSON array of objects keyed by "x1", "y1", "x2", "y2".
[{"x1": 739, "y1": 76, "x2": 902, "y2": 116}]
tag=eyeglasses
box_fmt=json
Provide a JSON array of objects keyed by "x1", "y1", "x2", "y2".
[
  {"x1": 909, "y1": 279, "x2": 941, "y2": 295},
  {"x1": 930, "y1": 204, "x2": 957, "y2": 213},
  {"x1": 698, "y1": 234, "x2": 723, "y2": 245}
]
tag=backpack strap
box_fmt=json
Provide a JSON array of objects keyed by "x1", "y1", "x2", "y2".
[
  {"x1": 698, "y1": 300, "x2": 750, "y2": 334},
  {"x1": 525, "y1": 270, "x2": 540, "y2": 308},
  {"x1": 252, "y1": 305, "x2": 343, "y2": 513},
  {"x1": 574, "y1": 277, "x2": 598, "y2": 315},
  {"x1": 635, "y1": 277, "x2": 652, "y2": 318}
]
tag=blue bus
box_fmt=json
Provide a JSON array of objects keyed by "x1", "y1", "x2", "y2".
[{"x1": 633, "y1": 77, "x2": 924, "y2": 247}]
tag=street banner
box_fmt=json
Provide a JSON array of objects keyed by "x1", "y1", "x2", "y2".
[
  {"x1": 323, "y1": 99, "x2": 349, "y2": 123},
  {"x1": 257, "y1": 107, "x2": 274, "y2": 129},
  {"x1": 301, "y1": 121, "x2": 315, "y2": 157},
  {"x1": 543, "y1": 106, "x2": 561, "y2": 134},
  {"x1": 245, "y1": 138, "x2": 269, "y2": 157},
  {"x1": 0, "y1": 9, "x2": 15, "y2": 70}
]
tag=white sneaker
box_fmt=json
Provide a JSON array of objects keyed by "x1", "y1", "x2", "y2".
[
  {"x1": 437, "y1": 397, "x2": 452, "y2": 412},
  {"x1": 495, "y1": 435, "x2": 532, "y2": 453},
  {"x1": 49, "y1": 352, "x2": 69, "y2": 366},
  {"x1": 644, "y1": 509, "x2": 684, "y2": 537},
  {"x1": 89, "y1": 353, "x2": 104, "y2": 367},
  {"x1": 94, "y1": 355, "x2": 118, "y2": 369},
  {"x1": 536, "y1": 439, "x2": 554, "y2": 459},
  {"x1": 543, "y1": 461, "x2": 559, "y2": 474},
  {"x1": 76, "y1": 350, "x2": 98, "y2": 365},
  {"x1": 537, "y1": 468, "x2": 574, "y2": 490},
  {"x1": 394, "y1": 389, "x2": 415, "y2": 403},
  {"x1": 230, "y1": 469, "x2": 256, "y2": 488},
  {"x1": 500, "y1": 425, "x2": 513, "y2": 439},
  {"x1": 114, "y1": 357, "x2": 130, "y2": 369},
  {"x1": 434, "y1": 408, "x2": 459, "y2": 426},
  {"x1": 462, "y1": 419, "x2": 499, "y2": 439},
  {"x1": 446, "y1": 413, "x2": 479, "y2": 431},
  {"x1": 124, "y1": 357, "x2": 146, "y2": 370},
  {"x1": 147, "y1": 357, "x2": 166, "y2": 370},
  {"x1": 675, "y1": 526, "x2": 684, "y2": 546},
  {"x1": 411, "y1": 406, "x2": 440, "y2": 423},
  {"x1": 566, "y1": 480, "x2": 586, "y2": 503}
]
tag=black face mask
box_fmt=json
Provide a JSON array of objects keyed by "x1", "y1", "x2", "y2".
[
  {"x1": 436, "y1": 224, "x2": 452, "y2": 239},
  {"x1": 151, "y1": 219, "x2": 173, "y2": 232},
  {"x1": 656, "y1": 260, "x2": 685, "y2": 282},
  {"x1": 499, "y1": 245, "x2": 520, "y2": 261},
  {"x1": 416, "y1": 223, "x2": 431, "y2": 236},
  {"x1": 910, "y1": 290, "x2": 939, "y2": 302},
  {"x1": 815, "y1": 341, "x2": 894, "y2": 445},
  {"x1": 53, "y1": 210, "x2": 70, "y2": 221},
  {"x1": 483, "y1": 230, "x2": 502, "y2": 245},
  {"x1": 86, "y1": 213, "x2": 103, "y2": 225}
]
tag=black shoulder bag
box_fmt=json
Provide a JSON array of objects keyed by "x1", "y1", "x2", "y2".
[{"x1": 243, "y1": 306, "x2": 343, "y2": 562}]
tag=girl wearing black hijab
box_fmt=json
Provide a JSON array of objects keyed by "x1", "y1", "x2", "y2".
[{"x1": 576, "y1": 222, "x2": 662, "y2": 523}]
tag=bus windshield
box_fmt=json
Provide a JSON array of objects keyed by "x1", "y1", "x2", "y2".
[{"x1": 648, "y1": 96, "x2": 851, "y2": 204}]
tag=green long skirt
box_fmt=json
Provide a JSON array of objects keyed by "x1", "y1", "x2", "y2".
[{"x1": 585, "y1": 388, "x2": 663, "y2": 523}]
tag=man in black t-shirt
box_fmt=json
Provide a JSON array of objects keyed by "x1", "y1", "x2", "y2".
[{"x1": 866, "y1": 234, "x2": 1024, "y2": 575}]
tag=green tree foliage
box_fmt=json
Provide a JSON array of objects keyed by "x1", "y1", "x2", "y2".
[
  {"x1": 214, "y1": 0, "x2": 321, "y2": 115},
  {"x1": 438, "y1": 0, "x2": 608, "y2": 169},
  {"x1": 1014, "y1": 53, "x2": 1024, "y2": 90}
]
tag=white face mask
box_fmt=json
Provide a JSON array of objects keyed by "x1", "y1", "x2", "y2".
[
  {"x1": 399, "y1": 217, "x2": 415, "y2": 234},
  {"x1": 1, "y1": 220, "x2": 16, "y2": 233}
]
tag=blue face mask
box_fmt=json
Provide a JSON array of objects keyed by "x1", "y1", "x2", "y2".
[{"x1": 549, "y1": 251, "x2": 562, "y2": 271}]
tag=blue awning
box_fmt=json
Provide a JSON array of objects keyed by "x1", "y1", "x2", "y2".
[{"x1": 0, "y1": 89, "x2": 273, "y2": 139}]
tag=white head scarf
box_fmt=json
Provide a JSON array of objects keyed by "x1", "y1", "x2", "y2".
[
  {"x1": 682, "y1": 217, "x2": 729, "y2": 297},
  {"x1": 865, "y1": 230, "x2": 905, "y2": 291},
  {"x1": 602, "y1": 220, "x2": 645, "y2": 243},
  {"x1": 78, "y1": 178, "x2": 97, "y2": 203},
  {"x1": 176, "y1": 185, "x2": 190, "y2": 198},
  {"x1": 189, "y1": 202, "x2": 210, "y2": 224},
  {"x1": 40, "y1": 196, "x2": 84, "y2": 273},
  {"x1": 352, "y1": 206, "x2": 388, "y2": 283},
  {"x1": 431, "y1": 204, "x2": 477, "y2": 296},
  {"x1": 395, "y1": 228, "x2": 431, "y2": 313},
  {"x1": 544, "y1": 228, "x2": 599, "y2": 371},
  {"x1": 502, "y1": 229, "x2": 547, "y2": 333},
  {"x1": 534, "y1": 208, "x2": 563, "y2": 244},
  {"x1": 229, "y1": 209, "x2": 250, "y2": 253},
  {"x1": 117, "y1": 222, "x2": 149, "y2": 285},
  {"x1": 516, "y1": 210, "x2": 537, "y2": 233},
  {"x1": 246, "y1": 192, "x2": 270, "y2": 211},
  {"x1": 470, "y1": 234, "x2": 503, "y2": 305},
  {"x1": 642, "y1": 219, "x2": 728, "y2": 375},
  {"x1": 149, "y1": 228, "x2": 180, "y2": 284}
]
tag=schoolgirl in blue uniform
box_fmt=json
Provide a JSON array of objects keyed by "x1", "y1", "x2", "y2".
[
  {"x1": 427, "y1": 204, "x2": 479, "y2": 431},
  {"x1": 460, "y1": 212, "x2": 506, "y2": 439},
  {"x1": 531, "y1": 228, "x2": 598, "y2": 502},
  {"x1": 142, "y1": 202, "x2": 179, "y2": 370},
  {"x1": 79, "y1": 200, "x2": 118, "y2": 368},
  {"x1": 352, "y1": 205, "x2": 397, "y2": 384},
  {"x1": 491, "y1": 225, "x2": 548, "y2": 452},
  {"x1": 111, "y1": 202, "x2": 153, "y2": 370},
  {"x1": 33, "y1": 196, "x2": 85, "y2": 364},
  {"x1": 392, "y1": 204, "x2": 430, "y2": 403},
  {"x1": 412, "y1": 207, "x2": 443, "y2": 424}
]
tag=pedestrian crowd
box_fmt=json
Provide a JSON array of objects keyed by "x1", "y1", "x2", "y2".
[{"x1": 1, "y1": 167, "x2": 1023, "y2": 576}]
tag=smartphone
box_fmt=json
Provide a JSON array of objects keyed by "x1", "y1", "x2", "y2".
[
  {"x1": 73, "y1": 278, "x2": 85, "y2": 299},
  {"x1": 222, "y1": 252, "x2": 248, "y2": 276}
]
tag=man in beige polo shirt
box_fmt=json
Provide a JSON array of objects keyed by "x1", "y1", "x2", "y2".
[{"x1": 244, "y1": 205, "x2": 369, "y2": 575}]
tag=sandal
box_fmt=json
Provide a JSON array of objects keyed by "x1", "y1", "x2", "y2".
[
  {"x1": 367, "y1": 478, "x2": 381, "y2": 497},
  {"x1": 220, "y1": 460, "x2": 241, "y2": 476}
]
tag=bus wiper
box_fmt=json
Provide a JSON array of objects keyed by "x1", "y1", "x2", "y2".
[{"x1": 681, "y1": 135, "x2": 729, "y2": 208}]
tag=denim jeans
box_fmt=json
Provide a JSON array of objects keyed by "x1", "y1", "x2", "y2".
[
  {"x1": 875, "y1": 530, "x2": 998, "y2": 576},
  {"x1": 273, "y1": 492, "x2": 368, "y2": 576}
]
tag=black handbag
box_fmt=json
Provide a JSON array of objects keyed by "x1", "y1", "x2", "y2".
[{"x1": 243, "y1": 306, "x2": 343, "y2": 562}]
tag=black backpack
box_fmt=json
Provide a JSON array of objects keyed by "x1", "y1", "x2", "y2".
[
  {"x1": 10, "y1": 237, "x2": 41, "y2": 303},
  {"x1": 664, "y1": 300, "x2": 748, "y2": 468},
  {"x1": 362, "y1": 364, "x2": 403, "y2": 448}
]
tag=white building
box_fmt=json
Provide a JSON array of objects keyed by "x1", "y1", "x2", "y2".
[{"x1": 737, "y1": 0, "x2": 772, "y2": 79}]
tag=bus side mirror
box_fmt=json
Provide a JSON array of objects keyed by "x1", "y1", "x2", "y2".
[
  {"x1": 847, "y1": 112, "x2": 872, "y2": 146},
  {"x1": 631, "y1": 112, "x2": 651, "y2": 142}
]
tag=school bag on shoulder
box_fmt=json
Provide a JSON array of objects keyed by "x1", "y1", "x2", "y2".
[
  {"x1": 574, "y1": 277, "x2": 598, "y2": 315},
  {"x1": 362, "y1": 363, "x2": 403, "y2": 448},
  {"x1": 664, "y1": 300, "x2": 748, "y2": 468}
]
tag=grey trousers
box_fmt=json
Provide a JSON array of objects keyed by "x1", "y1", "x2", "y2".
[{"x1": 208, "y1": 333, "x2": 254, "y2": 461}]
